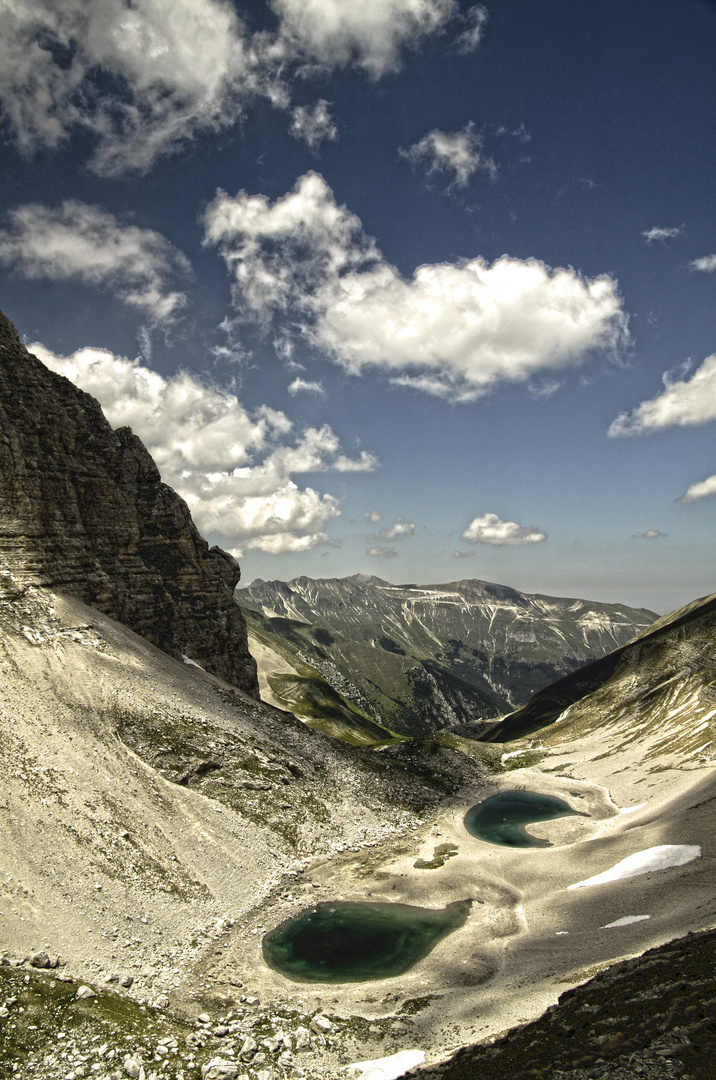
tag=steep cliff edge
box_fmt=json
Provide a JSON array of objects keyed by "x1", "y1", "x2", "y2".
[{"x1": 0, "y1": 310, "x2": 258, "y2": 696}]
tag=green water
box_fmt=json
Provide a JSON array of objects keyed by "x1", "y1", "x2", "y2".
[
  {"x1": 464, "y1": 789, "x2": 580, "y2": 847},
  {"x1": 262, "y1": 899, "x2": 472, "y2": 983}
]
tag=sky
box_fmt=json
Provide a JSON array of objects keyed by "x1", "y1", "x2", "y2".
[{"x1": 0, "y1": 0, "x2": 715, "y2": 614}]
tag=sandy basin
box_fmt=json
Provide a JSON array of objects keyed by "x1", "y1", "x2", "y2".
[{"x1": 225, "y1": 758, "x2": 715, "y2": 1066}]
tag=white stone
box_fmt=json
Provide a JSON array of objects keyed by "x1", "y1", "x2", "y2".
[{"x1": 201, "y1": 1059, "x2": 239, "y2": 1080}]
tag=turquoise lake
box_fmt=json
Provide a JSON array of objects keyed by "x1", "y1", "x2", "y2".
[
  {"x1": 262, "y1": 899, "x2": 472, "y2": 983},
  {"x1": 464, "y1": 789, "x2": 581, "y2": 847}
]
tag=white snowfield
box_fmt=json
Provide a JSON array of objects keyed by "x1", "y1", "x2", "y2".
[
  {"x1": 568, "y1": 844, "x2": 701, "y2": 890},
  {"x1": 620, "y1": 803, "x2": 647, "y2": 814},
  {"x1": 602, "y1": 915, "x2": 651, "y2": 928},
  {"x1": 345, "y1": 1050, "x2": 426, "y2": 1080}
]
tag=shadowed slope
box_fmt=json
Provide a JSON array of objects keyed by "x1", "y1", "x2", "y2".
[{"x1": 480, "y1": 591, "x2": 716, "y2": 746}]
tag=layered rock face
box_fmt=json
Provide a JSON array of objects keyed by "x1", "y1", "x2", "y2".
[{"x1": 0, "y1": 310, "x2": 258, "y2": 697}]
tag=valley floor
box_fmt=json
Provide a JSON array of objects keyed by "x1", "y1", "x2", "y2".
[{"x1": 1, "y1": 581, "x2": 715, "y2": 1080}]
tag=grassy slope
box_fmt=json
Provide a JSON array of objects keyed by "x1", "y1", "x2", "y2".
[
  {"x1": 238, "y1": 575, "x2": 657, "y2": 739},
  {"x1": 480, "y1": 591, "x2": 716, "y2": 748}
]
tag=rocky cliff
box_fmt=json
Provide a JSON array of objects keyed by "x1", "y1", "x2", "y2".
[{"x1": 0, "y1": 310, "x2": 258, "y2": 696}]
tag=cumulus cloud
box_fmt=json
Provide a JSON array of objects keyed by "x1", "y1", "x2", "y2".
[
  {"x1": 288, "y1": 377, "x2": 325, "y2": 395},
  {"x1": 368, "y1": 517, "x2": 415, "y2": 541},
  {"x1": 30, "y1": 342, "x2": 377, "y2": 554},
  {"x1": 690, "y1": 254, "x2": 716, "y2": 273},
  {"x1": 367, "y1": 545, "x2": 398, "y2": 558},
  {"x1": 608, "y1": 354, "x2": 716, "y2": 436},
  {"x1": 289, "y1": 100, "x2": 337, "y2": 150},
  {"x1": 0, "y1": 201, "x2": 189, "y2": 322},
  {"x1": 363, "y1": 511, "x2": 383, "y2": 523},
  {"x1": 205, "y1": 172, "x2": 629, "y2": 402},
  {"x1": 453, "y1": 550, "x2": 474, "y2": 558},
  {"x1": 0, "y1": 0, "x2": 287, "y2": 176},
  {"x1": 273, "y1": 0, "x2": 456, "y2": 78},
  {"x1": 635, "y1": 529, "x2": 667, "y2": 539},
  {"x1": 461, "y1": 512, "x2": 547, "y2": 546},
  {"x1": 0, "y1": 0, "x2": 456, "y2": 174},
  {"x1": 642, "y1": 226, "x2": 681, "y2": 243},
  {"x1": 401, "y1": 123, "x2": 497, "y2": 187},
  {"x1": 676, "y1": 473, "x2": 716, "y2": 505},
  {"x1": 453, "y1": 5, "x2": 488, "y2": 54},
  {"x1": 203, "y1": 171, "x2": 379, "y2": 324}
]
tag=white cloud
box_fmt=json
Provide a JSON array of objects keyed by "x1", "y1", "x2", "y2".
[
  {"x1": 30, "y1": 342, "x2": 377, "y2": 554},
  {"x1": 0, "y1": 0, "x2": 457, "y2": 174},
  {"x1": 608, "y1": 354, "x2": 716, "y2": 436},
  {"x1": 529, "y1": 378, "x2": 562, "y2": 399},
  {"x1": 690, "y1": 254, "x2": 716, "y2": 273},
  {"x1": 0, "y1": 201, "x2": 189, "y2": 322},
  {"x1": 367, "y1": 545, "x2": 398, "y2": 558},
  {"x1": 288, "y1": 377, "x2": 325, "y2": 395},
  {"x1": 401, "y1": 123, "x2": 497, "y2": 187},
  {"x1": 273, "y1": 0, "x2": 456, "y2": 78},
  {"x1": 453, "y1": 5, "x2": 488, "y2": 54},
  {"x1": 318, "y1": 258, "x2": 626, "y2": 400},
  {"x1": 0, "y1": 0, "x2": 286, "y2": 176},
  {"x1": 676, "y1": 473, "x2": 716, "y2": 505},
  {"x1": 642, "y1": 226, "x2": 681, "y2": 243},
  {"x1": 568, "y1": 845, "x2": 701, "y2": 890},
  {"x1": 203, "y1": 171, "x2": 379, "y2": 324},
  {"x1": 635, "y1": 529, "x2": 667, "y2": 539},
  {"x1": 453, "y1": 550, "x2": 474, "y2": 558},
  {"x1": 368, "y1": 517, "x2": 415, "y2": 541},
  {"x1": 205, "y1": 172, "x2": 629, "y2": 402},
  {"x1": 461, "y1": 512, "x2": 547, "y2": 546},
  {"x1": 363, "y1": 511, "x2": 383, "y2": 523},
  {"x1": 290, "y1": 100, "x2": 337, "y2": 150}
]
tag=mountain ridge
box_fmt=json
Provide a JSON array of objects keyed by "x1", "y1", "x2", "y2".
[{"x1": 239, "y1": 573, "x2": 658, "y2": 739}]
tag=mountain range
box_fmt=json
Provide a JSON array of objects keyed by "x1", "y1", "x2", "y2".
[{"x1": 238, "y1": 574, "x2": 657, "y2": 741}]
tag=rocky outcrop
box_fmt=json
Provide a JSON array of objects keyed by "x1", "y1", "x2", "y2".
[{"x1": 0, "y1": 310, "x2": 258, "y2": 697}]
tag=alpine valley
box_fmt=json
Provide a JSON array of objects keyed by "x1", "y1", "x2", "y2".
[
  {"x1": 237, "y1": 576, "x2": 657, "y2": 743},
  {"x1": 1, "y1": 311, "x2": 715, "y2": 1080}
]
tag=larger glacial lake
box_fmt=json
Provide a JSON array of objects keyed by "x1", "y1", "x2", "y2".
[
  {"x1": 464, "y1": 789, "x2": 580, "y2": 847},
  {"x1": 262, "y1": 899, "x2": 472, "y2": 982}
]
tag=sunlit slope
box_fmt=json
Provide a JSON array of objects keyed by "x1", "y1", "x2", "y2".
[
  {"x1": 482, "y1": 591, "x2": 716, "y2": 761},
  {"x1": 240, "y1": 600, "x2": 505, "y2": 739},
  {"x1": 238, "y1": 574, "x2": 657, "y2": 737}
]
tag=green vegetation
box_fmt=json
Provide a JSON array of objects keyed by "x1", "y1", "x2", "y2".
[
  {"x1": 266, "y1": 672, "x2": 401, "y2": 746},
  {"x1": 238, "y1": 576, "x2": 657, "y2": 740},
  {"x1": 0, "y1": 967, "x2": 192, "y2": 1079},
  {"x1": 414, "y1": 842, "x2": 459, "y2": 870}
]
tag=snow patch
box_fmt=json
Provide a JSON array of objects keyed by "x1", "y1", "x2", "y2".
[
  {"x1": 620, "y1": 803, "x2": 647, "y2": 815},
  {"x1": 501, "y1": 746, "x2": 544, "y2": 763},
  {"x1": 345, "y1": 1050, "x2": 426, "y2": 1080},
  {"x1": 568, "y1": 845, "x2": 701, "y2": 890},
  {"x1": 182, "y1": 655, "x2": 205, "y2": 670},
  {"x1": 602, "y1": 915, "x2": 650, "y2": 928}
]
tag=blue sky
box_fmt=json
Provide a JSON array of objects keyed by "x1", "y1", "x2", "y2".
[{"x1": 1, "y1": 0, "x2": 715, "y2": 613}]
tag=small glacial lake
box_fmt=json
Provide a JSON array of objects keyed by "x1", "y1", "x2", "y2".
[
  {"x1": 263, "y1": 899, "x2": 472, "y2": 983},
  {"x1": 464, "y1": 789, "x2": 580, "y2": 847}
]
